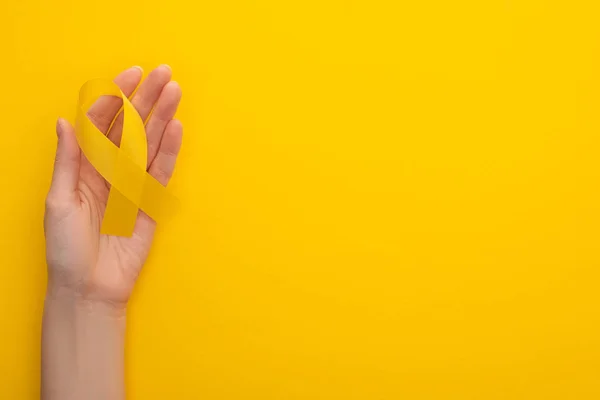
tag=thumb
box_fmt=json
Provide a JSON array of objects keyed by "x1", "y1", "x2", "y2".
[{"x1": 49, "y1": 118, "x2": 80, "y2": 200}]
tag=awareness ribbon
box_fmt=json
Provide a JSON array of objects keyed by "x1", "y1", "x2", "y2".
[{"x1": 75, "y1": 79, "x2": 178, "y2": 237}]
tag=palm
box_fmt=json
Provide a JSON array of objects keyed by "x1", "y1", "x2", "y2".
[
  {"x1": 73, "y1": 157, "x2": 149, "y2": 304},
  {"x1": 45, "y1": 65, "x2": 182, "y2": 305}
]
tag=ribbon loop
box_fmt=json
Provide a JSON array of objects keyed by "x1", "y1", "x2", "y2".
[{"x1": 75, "y1": 79, "x2": 178, "y2": 237}]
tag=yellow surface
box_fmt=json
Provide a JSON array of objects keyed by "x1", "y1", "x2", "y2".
[{"x1": 1, "y1": 0, "x2": 600, "y2": 398}]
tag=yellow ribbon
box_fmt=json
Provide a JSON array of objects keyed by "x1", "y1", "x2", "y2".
[{"x1": 75, "y1": 79, "x2": 178, "y2": 237}]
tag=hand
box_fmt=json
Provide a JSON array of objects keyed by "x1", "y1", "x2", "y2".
[{"x1": 44, "y1": 65, "x2": 183, "y2": 309}]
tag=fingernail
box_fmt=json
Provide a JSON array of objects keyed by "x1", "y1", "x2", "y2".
[
  {"x1": 160, "y1": 64, "x2": 172, "y2": 71},
  {"x1": 131, "y1": 65, "x2": 143, "y2": 73},
  {"x1": 56, "y1": 118, "x2": 66, "y2": 137}
]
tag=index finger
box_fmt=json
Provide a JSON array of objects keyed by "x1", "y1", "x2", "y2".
[{"x1": 86, "y1": 66, "x2": 143, "y2": 134}]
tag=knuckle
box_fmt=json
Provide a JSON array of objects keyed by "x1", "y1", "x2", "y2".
[
  {"x1": 45, "y1": 193, "x2": 69, "y2": 212},
  {"x1": 86, "y1": 109, "x2": 108, "y2": 127},
  {"x1": 154, "y1": 168, "x2": 171, "y2": 182},
  {"x1": 147, "y1": 142, "x2": 159, "y2": 159},
  {"x1": 45, "y1": 194, "x2": 60, "y2": 210}
]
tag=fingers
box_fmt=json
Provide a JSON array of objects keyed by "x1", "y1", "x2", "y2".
[
  {"x1": 131, "y1": 65, "x2": 172, "y2": 122},
  {"x1": 107, "y1": 65, "x2": 172, "y2": 146},
  {"x1": 48, "y1": 118, "x2": 80, "y2": 203},
  {"x1": 147, "y1": 119, "x2": 183, "y2": 185},
  {"x1": 144, "y1": 81, "x2": 182, "y2": 166},
  {"x1": 132, "y1": 119, "x2": 183, "y2": 242},
  {"x1": 86, "y1": 66, "x2": 143, "y2": 134}
]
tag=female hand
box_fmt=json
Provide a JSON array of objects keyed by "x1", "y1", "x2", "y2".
[{"x1": 44, "y1": 65, "x2": 183, "y2": 308}]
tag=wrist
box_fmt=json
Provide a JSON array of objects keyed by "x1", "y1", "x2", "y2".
[{"x1": 45, "y1": 283, "x2": 127, "y2": 319}]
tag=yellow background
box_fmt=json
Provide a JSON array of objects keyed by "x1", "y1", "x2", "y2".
[{"x1": 2, "y1": 0, "x2": 600, "y2": 398}]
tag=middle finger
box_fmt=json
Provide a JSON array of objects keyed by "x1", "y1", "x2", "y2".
[{"x1": 107, "y1": 64, "x2": 172, "y2": 145}]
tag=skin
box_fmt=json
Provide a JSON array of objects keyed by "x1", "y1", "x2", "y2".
[{"x1": 42, "y1": 65, "x2": 183, "y2": 400}]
